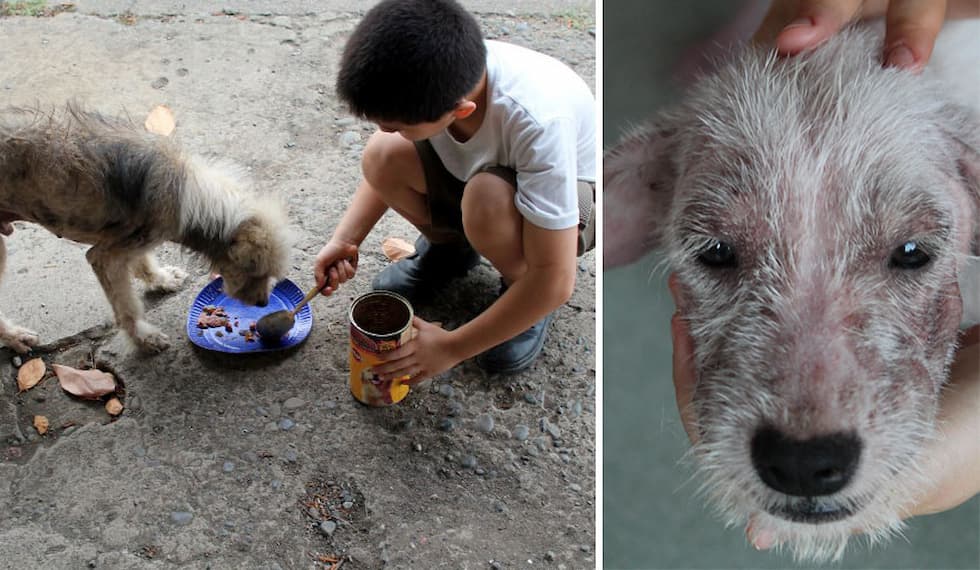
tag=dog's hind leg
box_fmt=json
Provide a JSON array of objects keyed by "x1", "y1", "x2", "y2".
[
  {"x1": 134, "y1": 252, "x2": 188, "y2": 293},
  {"x1": 86, "y1": 246, "x2": 170, "y2": 353},
  {"x1": 0, "y1": 236, "x2": 40, "y2": 353}
]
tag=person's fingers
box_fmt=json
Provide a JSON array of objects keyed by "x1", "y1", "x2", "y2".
[
  {"x1": 774, "y1": 0, "x2": 863, "y2": 55},
  {"x1": 961, "y1": 325, "x2": 980, "y2": 347},
  {"x1": 883, "y1": 0, "x2": 947, "y2": 70},
  {"x1": 671, "y1": 312, "x2": 700, "y2": 444},
  {"x1": 753, "y1": 0, "x2": 862, "y2": 52},
  {"x1": 400, "y1": 366, "x2": 428, "y2": 385}
]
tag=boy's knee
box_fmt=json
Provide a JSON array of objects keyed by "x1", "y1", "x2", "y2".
[
  {"x1": 361, "y1": 131, "x2": 416, "y2": 189},
  {"x1": 461, "y1": 172, "x2": 518, "y2": 235}
]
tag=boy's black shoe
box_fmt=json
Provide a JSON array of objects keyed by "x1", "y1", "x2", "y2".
[
  {"x1": 371, "y1": 235, "x2": 480, "y2": 304},
  {"x1": 476, "y1": 312, "x2": 554, "y2": 374}
]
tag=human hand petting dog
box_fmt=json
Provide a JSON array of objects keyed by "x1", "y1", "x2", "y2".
[
  {"x1": 313, "y1": 239, "x2": 359, "y2": 296},
  {"x1": 754, "y1": 0, "x2": 980, "y2": 71},
  {"x1": 668, "y1": 274, "x2": 980, "y2": 550}
]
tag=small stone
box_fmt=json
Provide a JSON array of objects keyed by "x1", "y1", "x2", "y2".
[
  {"x1": 270, "y1": 479, "x2": 282, "y2": 490},
  {"x1": 171, "y1": 511, "x2": 193, "y2": 525},
  {"x1": 579, "y1": 544, "x2": 592, "y2": 553},
  {"x1": 339, "y1": 131, "x2": 360, "y2": 147},
  {"x1": 569, "y1": 483, "x2": 582, "y2": 493},
  {"x1": 460, "y1": 455, "x2": 477, "y2": 469},
  {"x1": 491, "y1": 562, "x2": 504, "y2": 570},
  {"x1": 176, "y1": 67, "x2": 189, "y2": 76},
  {"x1": 438, "y1": 418, "x2": 455, "y2": 432},
  {"x1": 413, "y1": 442, "x2": 422, "y2": 452},
  {"x1": 516, "y1": 22, "x2": 529, "y2": 33},
  {"x1": 278, "y1": 418, "x2": 295, "y2": 431},
  {"x1": 342, "y1": 501, "x2": 353, "y2": 510},
  {"x1": 334, "y1": 117, "x2": 356, "y2": 127},
  {"x1": 544, "y1": 551, "x2": 556, "y2": 562},
  {"x1": 255, "y1": 406, "x2": 268, "y2": 417},
  {"x1": 438, "y1": 384, "x2": 454, "y2": 398},
  {"x1": 283, "y1": 397, "x2": 305, "y2": 410},
  {"x1": 151, "y1": 77, "x2": 169, "y2": 89},
  {"x1": 475, "y1": 414, "x2": 494, "y2": 433},
  {"x1": 222, "y1": 461, "x2": 235, "y2": 473},
  {"x1": 523, "y1": 392, "x2": 539, "y2": 405},
  {"x1": 493, "y1": 501, "x2": 508, "y2": 513},
  {"x1": 475, "y1": 467, "x2": 485, "y2": 476},
  {"x1": 283, "y1": 449, "x2": 298, "y2": 463},
  {"x1": 513, "y1": 425, "x2": 530, "y2": 441},
  {"x1": 11, "y1": 356, "x2": 22, "y2": 367},
  {"x1": 318, "y1": 520, "x2": 337, "y2": 536},
  {"x1": 447, "y1": 400, "x2": 464, "y2": 417}
]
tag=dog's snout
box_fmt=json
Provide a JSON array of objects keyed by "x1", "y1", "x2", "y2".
[
  {"x1": 751, "y1": 426, "x2": 861, "y2": 497},
  {"x1": 256, "y1": 299, "x2": 268, "y2": 308}
]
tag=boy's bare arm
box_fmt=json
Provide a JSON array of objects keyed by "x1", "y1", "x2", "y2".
[
  {"x1": 449, "y1": 222, "x2": 578, "y2": 362},
  {"x1": 313, "y1": 180, "x2": 389, "y2": 293}
]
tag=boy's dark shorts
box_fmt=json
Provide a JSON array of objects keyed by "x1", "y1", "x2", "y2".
[{"x1": 415, "y1": 140, "x2": 596, "y2": 256}]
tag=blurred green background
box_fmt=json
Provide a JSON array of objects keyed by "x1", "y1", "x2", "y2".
[{"x1": 601, "y1": 1, "x2": 980, "y2": 568}]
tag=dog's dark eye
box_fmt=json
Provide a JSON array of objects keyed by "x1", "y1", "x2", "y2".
[
  {"x1": 889, "y1": 241, "x2": 931, "y2": 270},
  {"x1": 697, "y1": 240, "x2": 737, "y2": 268}
]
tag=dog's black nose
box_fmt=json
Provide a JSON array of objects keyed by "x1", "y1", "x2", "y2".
[
  {"x1": 751, "y1": 426, "x2": 861, "y2": 496},
  {"x1": 256, "y1": 299, "x2": 268, "y2": 308}
]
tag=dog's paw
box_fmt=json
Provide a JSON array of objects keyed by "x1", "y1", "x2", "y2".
[
  {"x1": 146, "y1": 266, "x2": 189, "y2": 293},
  {"x1": 0, "y1": 324, "x2": 40, "y2": 353},
  {"x1": 132, "y1": 322, "x2": 171, "y2": 353}
]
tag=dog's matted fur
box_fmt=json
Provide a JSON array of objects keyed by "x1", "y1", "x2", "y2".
[
  {"x1": 605, "y1": 22, "x2": 980, "y2": 561},
  {"x1": 0, "y1": 105, "x2": 291, "y2": 353}
]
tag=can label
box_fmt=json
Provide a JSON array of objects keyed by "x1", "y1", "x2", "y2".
[{"x1": 348, "y1": 291, "x2": 414, "y2": 406}]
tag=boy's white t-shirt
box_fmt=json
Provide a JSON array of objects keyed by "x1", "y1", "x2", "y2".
[{"x1": 428, "y1": 40, "x2": 596, "y2": 231}]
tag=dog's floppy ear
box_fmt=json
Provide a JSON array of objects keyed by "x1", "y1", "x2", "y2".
[
  {"x1": 937, "y1": 104, "x2": 980, "y2": 326},
  {"x1": 603, "y1": 120, "x2": 679, "y2": 269},
  {"x1": 938, "y1": 104, "x2": 980, "y2": 256}
]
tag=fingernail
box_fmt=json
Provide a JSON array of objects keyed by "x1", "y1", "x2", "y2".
[
  {"x1": 885, "y1": 44, "x2": 918, "y2": 71},
  {"x1": 783, "y1": 16, "x2": 813, "y2": 30}
]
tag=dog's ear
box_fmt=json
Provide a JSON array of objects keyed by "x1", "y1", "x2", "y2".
[
  {"x1": 937, "y1": 104, "x2": 980, "y2": 326},
  {"x1": 939, "y1": 104, "x2": 980, "y2": 256},
  {"x1": 227, "y1": 217, "x2": 273, "y2": 275},
  {"x1": 603, "y1": 120, "x2": 680, "y2": 269}
]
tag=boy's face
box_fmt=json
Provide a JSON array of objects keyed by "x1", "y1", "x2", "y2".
[{"x1": 375, "y1": 110, "x2": 457, "y2": 142}]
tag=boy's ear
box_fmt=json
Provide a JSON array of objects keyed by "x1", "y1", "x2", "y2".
[
  {"x1": 453, "y1": 100, "x2": 477, "y2": 120},
  {"x1": 603, "y1": 121, "x2": 680, "y2": 269}
]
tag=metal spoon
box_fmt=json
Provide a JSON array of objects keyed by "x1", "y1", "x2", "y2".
[{"x1": 255, "y1": 281, "x2": 328, "y2": 340}]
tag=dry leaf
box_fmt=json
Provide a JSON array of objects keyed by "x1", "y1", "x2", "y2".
[
  {"x1": 33, "y1": 415, "x2": 49, "y2": 435},
  {"x1": 52, "y1": 364, "x2": 116, "y2": 400},
  {"x1": 17, "y1": 358, "x2": 46, "y2": 392},
  {"x1": 382, "y1": 237, "x2": 415, "y2": 262},
  {"x1": 105, "y1": 397, "x2": 124, "y2": 416},
  {"x1": 144, "y1": 105, "x2": 175, "y2": 136}
]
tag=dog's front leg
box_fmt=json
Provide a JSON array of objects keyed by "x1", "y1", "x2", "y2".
[
  {"x1": 0, "y1": 236, "x2": 39, "y2": 353},
  {"x1": 86, "y1": 246, "x2": 170, "y2": 353},
  {"x1": 134, "y1": 252, "x2": 188, "y2": 293}
]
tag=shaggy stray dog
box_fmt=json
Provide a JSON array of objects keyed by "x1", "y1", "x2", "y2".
[
  {"x1": 0, "y1": 106, "x2": 291, "y2": 353},
  {"x1": 605, "y1": 22, "x2": 979, "y2": 561}
]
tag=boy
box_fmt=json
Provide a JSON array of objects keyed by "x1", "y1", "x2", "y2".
[{"x1": 314, "y1": 0, "x2": 595, "y2": 381}]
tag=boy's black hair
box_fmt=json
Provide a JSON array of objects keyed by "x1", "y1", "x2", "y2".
[{"x1": 337, "y1": 0, "x2": 487, "y2": 124}]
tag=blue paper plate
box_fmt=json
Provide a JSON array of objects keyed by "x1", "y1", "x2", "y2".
[{"x1": 187, "y1": 277, "x2": 313, "y2": 353}]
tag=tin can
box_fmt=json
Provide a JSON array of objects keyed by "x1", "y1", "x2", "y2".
[{"x1": 348, "y1": 291, "x2": 414, "y2": 406}]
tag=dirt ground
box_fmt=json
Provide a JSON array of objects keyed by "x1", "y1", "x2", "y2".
[{"x1": 0, "y1": 1, "x2": 596, "y2": 568}]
